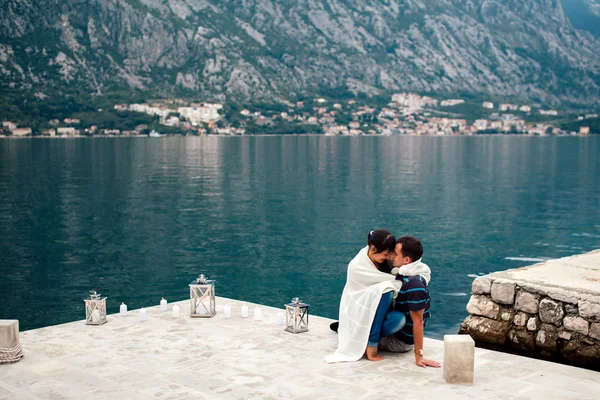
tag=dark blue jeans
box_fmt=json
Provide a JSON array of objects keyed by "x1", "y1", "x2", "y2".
[{"x1": 368, "y1": 291, "x2": 406, "y2": 347}]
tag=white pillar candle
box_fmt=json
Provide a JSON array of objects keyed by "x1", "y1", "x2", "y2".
[
  {"x1": 241, "y1": 303, "x2": 249, "y2": 318},
  {"x1": 196, "y1": 304, "x2": 208, "y2": 315},
  {"x1": 276, "y1": 311, "x2": 285, "y2": 326},
  {"x1": 172, "y1": 305, "x2": 180, "y2": 318},
  {"x1": 223, "y1": 304, "x2": 232, "y2": 319},
  {"x1": 140, "y1": 308, "x2": 148, "y2": 322},
  {"x1": 254, "y1": 307, "x2": 262, "y2": 321},
  {"x1": 120, "y1": 303, "x2": 128, "y2": 317},
  {"x1": 160, "y1": 298, "x2": 168, "y2": 312},
  {"x1": 92, "y1": 309, "x2": 100, "y2": 323}
]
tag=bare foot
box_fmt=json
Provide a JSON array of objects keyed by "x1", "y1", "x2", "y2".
[{"x1": 365, "y1": 346, "x2": 384, "y2": 361}]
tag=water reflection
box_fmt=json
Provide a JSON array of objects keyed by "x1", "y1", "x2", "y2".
[{"x1": 0, "y1": 136, "x2": 599, "y2": 336}]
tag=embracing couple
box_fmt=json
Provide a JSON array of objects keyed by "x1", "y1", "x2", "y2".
[{"x1": 326, "y1": 230, "x2": 441, "y2": 368}]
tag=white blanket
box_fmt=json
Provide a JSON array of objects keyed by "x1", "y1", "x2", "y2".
[
  {"x1": 392, "y1": 258, "x2": 431, "y2": 285},
  {"x1": 325, "y1": 246, "x2": 400, "y2": 363}
]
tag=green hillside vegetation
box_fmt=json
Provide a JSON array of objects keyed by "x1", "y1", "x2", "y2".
[
  {"x1": 245, "y1": 120, "x2": 323, "y2": 135},
  {"x1": 561, "y1": 117, "x2": 600, "y2": 134},
  {"x1": 0, "y1": 89, "x2": 155, "y2": 133},
  {"x1": 436, "y1": 101, "x2": 489, "y2": 123},
  {"x1": 72, "y1": 110, "x2": 159, "y2": 132}
]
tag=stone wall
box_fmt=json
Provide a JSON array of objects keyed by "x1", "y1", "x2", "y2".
[{"x1": 460, "y1": 276, "x2": 600, "y2": 369}]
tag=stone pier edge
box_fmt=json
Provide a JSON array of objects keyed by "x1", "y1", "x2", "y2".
[{"x1": 460, "y1": 272, "x2": 600, "y2": 370}]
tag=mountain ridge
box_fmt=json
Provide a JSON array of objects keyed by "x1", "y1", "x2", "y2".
[{"x1": 1, "y1": 0, "x2": 599, "y2": 106}]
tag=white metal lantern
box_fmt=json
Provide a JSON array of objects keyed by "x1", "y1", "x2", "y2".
[
  {"x1": 189, "y1": 274, "x2": 216, "y2": 318},
  {"x1": 84, "y1": 290, "x2": 107, "y2": 326},
  {"x1": 285, "y1": 297, "x2": 310, "y2": 334}
]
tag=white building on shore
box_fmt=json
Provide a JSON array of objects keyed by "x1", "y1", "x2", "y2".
[
  {"x1": 12, "y1": 128, "x2": 32, "y2": 136},
  {"x1": 2, "y1": 121, "x2": 17, "y2": 132},
  {"x1": 57, "y1": 127, "x2": 78, "y2": 136},
  {"x1": 474, "y1": 119, "x2": 489, "y2": 131},
  {"x1": 177, "y1": 104, "x2": 222, "y2": 125},
  {"x1": 392, "y1": 93, "x2": 438, "y2": 109}
]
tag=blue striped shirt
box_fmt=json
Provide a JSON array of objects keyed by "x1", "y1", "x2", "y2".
[{"x1": 393, "y1": 275, "x2": 431, "y2": 345}]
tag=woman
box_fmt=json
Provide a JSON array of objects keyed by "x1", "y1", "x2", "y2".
[{"x1": 325, "y1": 230, "x2": 406, "y2": 363}]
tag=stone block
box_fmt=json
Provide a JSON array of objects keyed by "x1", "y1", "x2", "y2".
[
  {"x1": 577, "y1": 344, "x2": 600, "y2": 361},
  {"x1": 459, "y1": 316, "x2": 511, "y2": 345},
  {"x1": 589, "y1": 323, "x2": 600, "y2": 341},
  {"x1": 540, "y1": 323, "x2": 558, "y2": 332},
  {"x1": 508, "y1": 329, "x2": 535, "y2": 352},
  {"x1": 500, "y1": 308, "x2": 514, "y2": 322},
  {"x1": 563, "y1": 316, "x2": 589, "y2": 335},
  {"x1": 565, "y1": 304, "x2": 578, "y2": 314},
  {"x1": 491, "y1": 282, "x2": 516, "y2": 305},
  {"x1": 558, "y1": 331, "x2": 572, "y2": 340},
  {"x1": 513, "y1": 312, "x2": 529, "y2": 327},
  {"x1": 578, "y1": 300, "x2": 600, "y2": 319},
  {"x1": 527, "y1": 317, "x2": 539, "y2": 331},
  {"x1": 515, "y1": 291, "x2": 541, "y2": 314},
  {"x1": 472, "y1": 277, "x2": 492, "y2": 295},
  {"x1": 560, "y1": 339, "x2": 600, "y2": 368},
  {"x1": 538, "y1": 298, "x2": 564, "y2": 326},
  {"x1": 536, "y1": 330, "x2": 558, "y2": 353},
  {"x1": 0, "y1": 320, "x2": 19, "y2": 348},
  {"x1": 443, "y1": 335, "x2": 475, "y2": 384},
  {"x1": 581, "y1": 337, "x2": 595, "y2": 346},
  {"x1": 466, "y1": 295, "x2": 500, "y2": 320}
]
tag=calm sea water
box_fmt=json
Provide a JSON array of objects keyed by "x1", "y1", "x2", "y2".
[{"x1": 1, "y1": 136, "x2": 599, "y2": 337}]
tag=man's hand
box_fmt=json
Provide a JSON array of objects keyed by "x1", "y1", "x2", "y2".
[{"x1": 415, "y1": 354, "x2": 441, "y2": 368}]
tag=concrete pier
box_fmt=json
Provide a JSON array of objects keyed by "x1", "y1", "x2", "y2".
[
  {"x1": 0, "y1": 297, "x2": 599, "y2": 399},
  {"x1": 460, "y1": 250, "x2": 600, "y2": 369}
]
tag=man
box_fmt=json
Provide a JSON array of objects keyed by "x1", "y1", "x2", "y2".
[{"x1": 378, "y1": 236, "x2": 440, "y2": 368}]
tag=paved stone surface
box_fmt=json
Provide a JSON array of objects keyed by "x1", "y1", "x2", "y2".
[
  {"x1": 488, "y1": 250, "x2": 600, "y2": 301},
  {"x1": 0, "y1": 298, "x2": 599, "y2": 399}
]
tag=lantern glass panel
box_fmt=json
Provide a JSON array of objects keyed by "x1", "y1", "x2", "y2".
[{"x1": 189, "y1": 274, "x2": 216, "y2": 318}]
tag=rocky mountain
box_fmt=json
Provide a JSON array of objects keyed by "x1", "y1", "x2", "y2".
[{"x1": 1, "y1": 0, "x2": 600, "y2": 106}]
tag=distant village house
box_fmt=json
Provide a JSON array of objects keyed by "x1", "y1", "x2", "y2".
[{"x1": 12, "y1": 128, "x2": 32, "y2": 136}]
